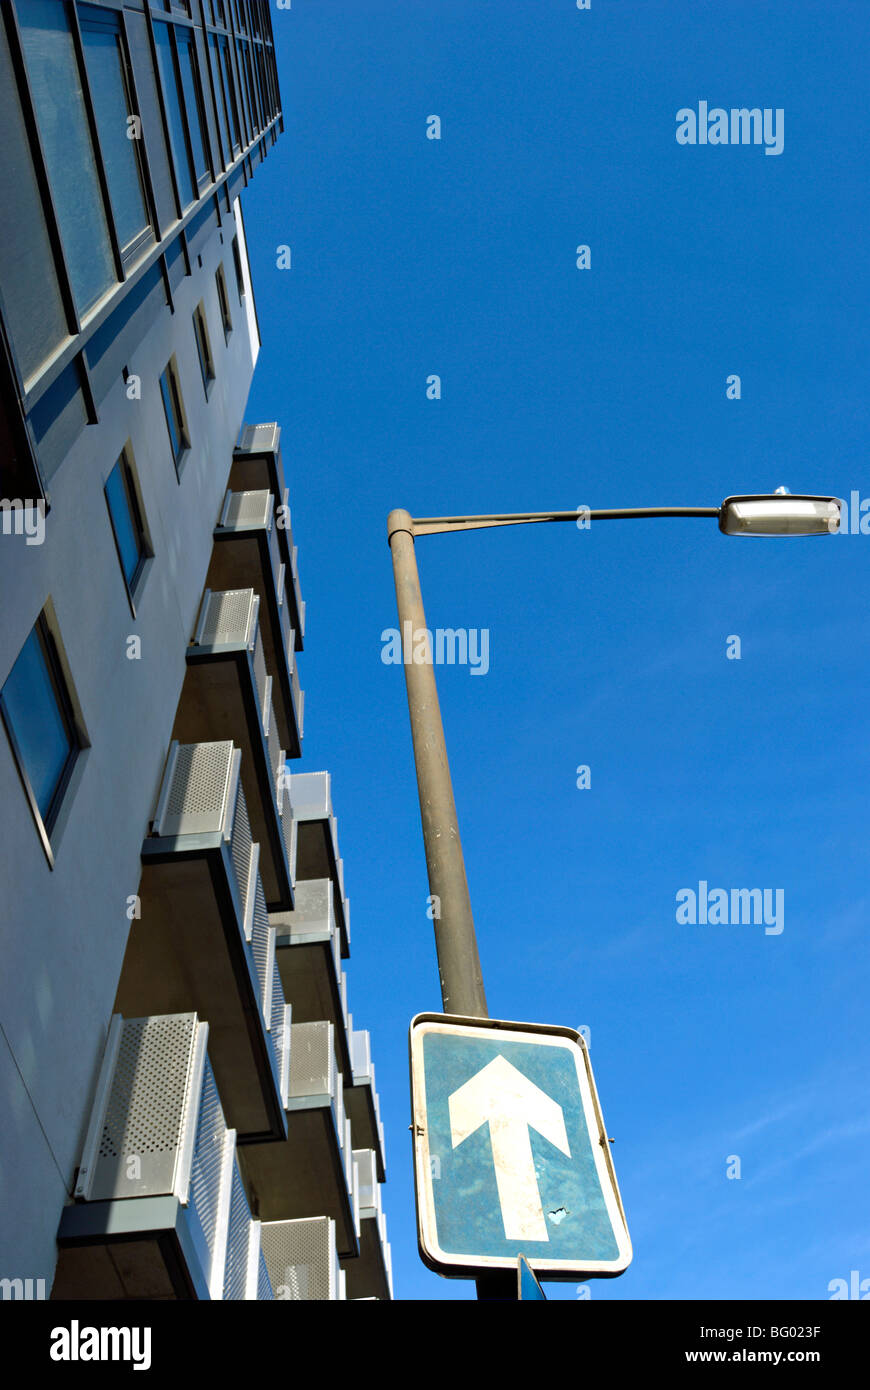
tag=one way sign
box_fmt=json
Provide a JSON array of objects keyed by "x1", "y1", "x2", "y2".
[{"x1": 409, "y1": 1014, "x2": 632, "y2": 1279}]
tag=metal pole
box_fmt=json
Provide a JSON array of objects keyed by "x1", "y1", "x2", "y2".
[{"x1": 388, "y1": 509, "x2": 488, "y2": 1019}]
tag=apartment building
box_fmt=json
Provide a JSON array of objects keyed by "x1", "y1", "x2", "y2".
[{"x1": 0, "y1": 0, "x2": 391, "y2": 1301}]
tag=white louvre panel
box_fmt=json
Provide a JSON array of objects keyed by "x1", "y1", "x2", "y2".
[
  {"x1": 288, "y1": 1021, "x2": 335, "y2": 1102},
  {"x1": 290, "y1": 544, "x2": 304, "y2": 638},
  {"x1": 279, "y1": 799, "x2": 297, "y2": 884},
  {"x1": 187, "y1": 1059, "x2": 231, "y2": 1283},
  {"x1": 338, "y1": 969, "x2": 349, "y2": 1028},
  {"x1": 354, "y1": 1149, "x2": 379, "y2": 1218},
  {"x1": 350, "y1": 1028, "x2": 372, "y2": 1086},
  {"x1": 228, "y1": 777, "x2": 257, "y2": 934},
  {"x1": 250, "y1": 878, "x2": 274, "y2": 1025},
  {"x1": 256, "y1": 1244, "x2": 274, "y2": 1301},
  {"x1": 267, "y1": 518, "x2": 281, "y2": 591},
  {"x1": 223, "y1": 1160, "x2": 258, "y2": 1300},
  {"x1": 271, "y1": 990, "x2": 291, "y2": 1108},
  {"x1": 290, "y1": 651, "x2": 303, "y2": 739},
  {"x1": 220, "y1": 488, "x2": 273, "y2": 531},
  {"x1": 263, "y1": 693, "x2": 283, "y2": 790},
  {"x1": 252, "y1": 624, "x2": 269, "y2": 717},
  {"x1": 153, "y1": 741, "x2": 236, "y2": 837},
  {"x1": 194, "y1": 588, "x2": 256, "y2": 648},
  {"x1": 79, "y1": 1015, "x2": 200, "y2": 1201},
  {"x1": 276, "y1": 564, "x2": 291, "y2": 655},
  {"x1": 260, "y1": 1217, "x2": 339, "y2": 1301}
]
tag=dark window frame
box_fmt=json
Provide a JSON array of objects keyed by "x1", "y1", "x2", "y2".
[
  {"x1": 0, "y1": 611, "x2": 82, "y2": 865},
  {"x1": 192, "y1": 300, "x2": 215, "y2": 395},
  {"x1": 104, "y1": 448, "x2": 151, "y2": 610},
  {"x1": 159, "y1": 356, "x2": 189, "y2": 478},
  {"x1": 215, "y1": 262, "x2": 232, "y2": 340}
]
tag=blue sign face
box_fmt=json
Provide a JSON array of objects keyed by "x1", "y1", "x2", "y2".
[{"x1": 410, "y1": 1016, "x2": 632, "y2": 1278}]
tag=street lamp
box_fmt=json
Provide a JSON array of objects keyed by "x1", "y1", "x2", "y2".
[{"x1": 388, "y1": 492, "x2": 841, "y2": 1020}]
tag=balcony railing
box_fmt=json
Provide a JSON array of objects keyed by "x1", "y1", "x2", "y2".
[
  {"x1": 174, "y1": 587, "x2": 295, "y2": 909},
  {"x1": 55, "y1": 1013, "x2": 274, "y2": 1300},
  {"x1": 342, "y1": 1149, "x2": 393, "y2": 1301},
  {"x1": 260, "y1": 1217, "x2": 344, "y2": 1301},
  {"x1": 231, "y1": 423, "x2": 305, "y2": 650},
  {"x1": 238, "y1": 1020, "x2": 358, "y2": 1259},
  {"x1": 346, "y1": 1024, "x2": 386, "y2": 1181},
  {"x1": 208, "y1": 489, "x2": 303, "y2": 754},
  {"x1": 117, "y1": 741, "x2": 289, "y2": 1142},
  {"x1": 270, "y1": 879, "x2": 352, "y2": 1083},
  {"x1": 288, "y1": 771, "x2": 350, "y2": 957}
]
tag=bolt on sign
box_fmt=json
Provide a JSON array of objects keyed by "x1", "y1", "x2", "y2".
[{"x1": 409, "y1": 1014, "x2": 632, "y2": 1280}]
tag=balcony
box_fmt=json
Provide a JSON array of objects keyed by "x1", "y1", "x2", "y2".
[
  {"x1": 230, "y1": 423, "x2": 305, "y2": 651},
  {"x1": 239, "y1": 1021, "x2": 359, "y2": 1259},
  {"x1": 260, "y1": 1217, "x2": 345, "y2": 1301},
  {"x1": 290, "y1": 771, "x2": 350, "y2": 957},
  {"x1": 54, "y1": 1013, "x2": 274, "y2": 1301},
  {"x1": 270, "y1": 879, "x2": 352, "y2": 1084},
  {"x1": 342, "y1": 1149, "x2": 393, "y2": 1301},
  {"x1": 172, "y1": 587, "x2": 295, "y2": 908},
  {"x1": 207, "y1": 489, "x2": 304, "y2": 752},
  {"x1": 345, "y1": 1025, "x2": 386, "y2": 1182},
  {"x1": 115, "y1": 741, "x2": 289, "y2": 1142}
]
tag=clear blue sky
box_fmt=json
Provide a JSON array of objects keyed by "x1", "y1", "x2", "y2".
[{"x1": 244, "y1": 0, "x2": 869, "y2": 1300}]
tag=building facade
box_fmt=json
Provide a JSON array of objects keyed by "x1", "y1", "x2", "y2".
[{"x1": 0, "y1": 0, "x2": 390, "y2": 1301}]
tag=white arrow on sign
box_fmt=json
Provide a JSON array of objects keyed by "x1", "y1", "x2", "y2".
[{"x1": 448, "y1": 1054, "x2": 571, "y2": 1242}]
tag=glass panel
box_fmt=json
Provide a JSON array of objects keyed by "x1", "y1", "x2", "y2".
[
  {"x1": 159, "y1": 368, "x2": 182, "y2": 460},
  {"x1": 153, "y1": 22, "x2": 195, "y2": 207},
  {"x1": 209, "y1": 32, "x2": 231, "y2": 165},
  {"x1": 1, "y1": 624, "x2": 74, "y2": 821},
  {"x1": 193, "y1": 308, "x2": 212, "y2": 388},
  {"x1": 175, "y1": 30, "x2": 208, "y2": 183},
  {"x1": 19, "y1": 1, "x2": 116, "y2": 316},
  {"x1": 0, "y1": 20, "x2": 68, "y2": 385},
  {"x1": 220, "y1": 39, "x2": 241, "y2": 150},
  {"x1": 105, "y1": 457, "x2": 143, "y2": 586},
  {"x1": 80, "y1": 19, "x2": 150, "y2": 254}
]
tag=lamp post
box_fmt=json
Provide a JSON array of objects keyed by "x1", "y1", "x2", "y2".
[
  {"x1": 389, "y1": 492, "x2": 840, "y2": 1300},
  {"x1": 389, "y1": 493, "x2": 840, "y2": 1021}
]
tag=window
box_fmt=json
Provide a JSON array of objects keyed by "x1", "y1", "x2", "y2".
[
  {"x1": 231, "y1": 234, "x2": 245, "y2": 303},
  {"x1": 79, "y1": 8, "x2": 152, "y2": 264},
  {"x1": 192, "y1": 303, "x2": 215, "y2": 394},
  {"x1": 159, "y1": 358, "x2": 189, "y2": 476},
  {"x1": 105, "y1": 450, "x2": 149, "y2": 599},
  {"x1": 215, "y1": 264, "x2": 232, "y2": 339},
  {"x1": 153, "y1": 22, "x2": 196, "y2": 208},
  {"x1": 18, "y1": 0, "x2": 116, "y2": 316},
  {"x1": 0, "y1": 611, "x2": 82, "y2": 860}
]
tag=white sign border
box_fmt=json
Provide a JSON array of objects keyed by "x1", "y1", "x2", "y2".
[{"x1": 410, "y1": 1013, "x2": 633, "y2": 1279}]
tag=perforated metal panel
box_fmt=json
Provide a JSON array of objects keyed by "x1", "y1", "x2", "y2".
[
  {"x1": 257, "y1": 1251, "x2": 274, "y2": 1301},
  {"x1": 188, "y1": 1059, "x2": 228, "y2": 1273},
  {"x1": 221, "y1": 488, "x2": 273, "y2": 530},
  {"x1": 229, "y1": 779, "x2": 255, "y2": 925},
  {"x1": 195, "y1": 589, "x2": 255, "y2": 647},
  {"x1": 154, "y1": 742, "x2": 235, "y2": 837},
  {"x1": 260, "y1": 1217, "x2": 338, "y2": 1301},
  {"x1": 250, "y1": 878, "x2": 273, "y2": 1022},
  {"x1": 280, "y1": 798, "x2": 297, "y2": 881},
  {"x1": 288, "y1": 1021, "x2": 333, "y2": 1100},
  {"x1": 252, "y1": 626, "x2": 268, "y2": 716},
  {"x1": 238, "y1": 422, "x2": 279, "y2": 455},
  {"x1": 265, "y1": 699, "x2": 282, "y2": 788},
  {"x1": 223, "y1": 1162, "x2": 254, "y2": 1301},
  {"x1": 85, "y1": 1015, "x2": 197, "y2": 1200},
  {"x1": 284, "y1": 878, "x2": 333, "y2": 939}
]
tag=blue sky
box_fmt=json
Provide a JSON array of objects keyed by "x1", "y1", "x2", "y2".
[{"x1": 244, "y1": 1, "x2": 869, "y2": 1299}]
